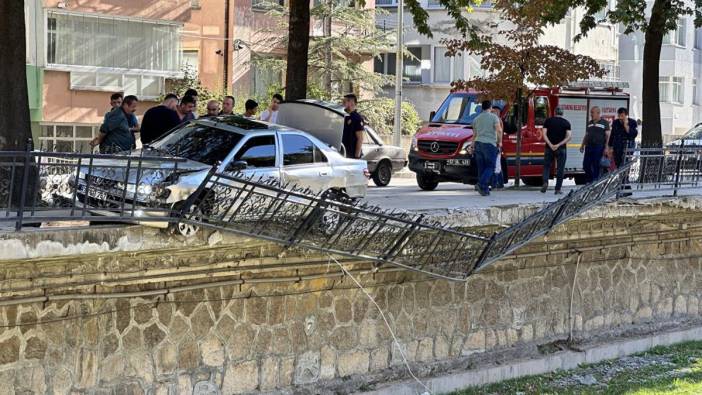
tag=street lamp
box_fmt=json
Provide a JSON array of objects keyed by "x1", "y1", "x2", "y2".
[{"x1": 392, "y1": 0, "x2": 404, "y2": 147}]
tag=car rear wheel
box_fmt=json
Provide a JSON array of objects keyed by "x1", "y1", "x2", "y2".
[
  {"x1": 416, "y1": 173, "x2": 439, "y2": 191},
  {"x1": 372, "y1": 161, "x2": 392, "y2": 187}
]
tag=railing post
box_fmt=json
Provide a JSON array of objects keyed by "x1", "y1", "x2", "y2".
[
  {"x1": 15, "y1": 139, "x2": 33, "y2": 231},
  {"x1": 673, "y1": 139, "x2": 684, "y2": 197}
]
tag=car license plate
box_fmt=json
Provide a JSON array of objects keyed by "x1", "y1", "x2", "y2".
[
  {"x1": 447, "y1": 159, "x2": 470, "y2": 166},
  {"x1": 79, "y1": 183, "x2": 108, "y2": 201},
  {"x1": 424, "y1": 161, "x2": 440, "y2": 171}
]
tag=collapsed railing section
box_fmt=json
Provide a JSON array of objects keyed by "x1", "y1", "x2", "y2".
[{"x1": 181, "y1": 171, "x2": 490, "y2": 280}]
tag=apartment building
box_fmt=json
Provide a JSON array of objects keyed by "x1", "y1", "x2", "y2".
[
  {"x1": 24, "y1": 0, "x2": 287, "y2": 150},
  {"x1": 374, "y1": 1, "x2": 620, "y2": 119},
  {"x1": 619, "y1": 14, "x2": 702, "y2": 141}
]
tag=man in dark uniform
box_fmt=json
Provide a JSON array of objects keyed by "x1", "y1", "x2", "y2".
[{"x1": 342, "y1": 93, "x2": 364, "y2": 159}]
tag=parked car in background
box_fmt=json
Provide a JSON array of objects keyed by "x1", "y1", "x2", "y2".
[
  {"x1": 668, "y1": 123, "x2": 702, "y2": 147},
  {"x1": 276, "y1": 100, "x2": 407, "y2": 186},
  {"x1": 75, "y1": 116, "x2": 369, "y2": 236}
]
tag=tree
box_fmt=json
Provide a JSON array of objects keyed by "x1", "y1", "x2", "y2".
[
  {"x1": 442, "y1": 1, "x2": 604, "y2": 184},
  {"x1": 424, "y1": 0, "x2": 702, "y2": 147},
  {"x1": 0, "y1": 2, "x2": 32, "y2": 150},
  {"x1": 286, "y1": 0, "x2": 311, "y2": 100},
  {"x1": 255, "y1": 0, "x2": 395, "y2": 100}
]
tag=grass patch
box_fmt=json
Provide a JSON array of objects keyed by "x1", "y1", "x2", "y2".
[{"x1": 449, "y1": 341, "x2": 702, "y2": 395}]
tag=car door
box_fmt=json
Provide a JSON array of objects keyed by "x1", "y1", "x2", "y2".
[
  {"x1": 224, "y1": 133, "x2": 280, "y2": 181},
  {"x1": 279, "y1": 132, "x2": 333, "y2": 193}
]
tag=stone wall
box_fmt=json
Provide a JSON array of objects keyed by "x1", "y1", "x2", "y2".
[{"x1": 0, "y1": 201, "x2": 701, "y2": 394}]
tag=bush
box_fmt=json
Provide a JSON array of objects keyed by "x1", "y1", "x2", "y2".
[{"x1": 357, "y1": 98, "x2": 421, "y2": 136}]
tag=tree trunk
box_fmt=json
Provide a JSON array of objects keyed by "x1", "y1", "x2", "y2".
[
  {"x1": 0, "y1": 1, "x2": 32, "y2": 150},
  {"x1": 641, "y1": 0, "x2": 667, "y2": 147},
  {"x1": 286, "y1": 0, "x2": 311, "y2": 100}
]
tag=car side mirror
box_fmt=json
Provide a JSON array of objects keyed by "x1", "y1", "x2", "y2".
[
  {"x1": 227, "y1": 160, "x2": 248, "y2": 172},
  {"x1": 429, "y1": 111, "x2": 436, "y2": 120}
]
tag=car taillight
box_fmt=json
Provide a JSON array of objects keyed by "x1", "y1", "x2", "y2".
[{"x1": 363, "y1": 168, "x2": 371, "y2": 178}]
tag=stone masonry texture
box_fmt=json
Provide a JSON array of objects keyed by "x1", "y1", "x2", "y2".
[{"x1": 0, "y1": 200, "x2": 701, "y2": 394}]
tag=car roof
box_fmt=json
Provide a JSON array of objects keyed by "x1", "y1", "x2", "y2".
[{"x1": 194, "y1": 114, "x2": 299, "y2": 134}]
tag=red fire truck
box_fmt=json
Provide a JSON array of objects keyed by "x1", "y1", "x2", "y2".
[{"x1": 408, "y1": 82, "x2": 630, "y2": 190}]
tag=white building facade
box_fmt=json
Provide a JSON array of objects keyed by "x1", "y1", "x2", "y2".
[
  {"x1": 619, "y1": 13, "x2": 702, "y2": 141},
  {"x1": 374, "y1": 1, "x2": 621, "y2": 120}
]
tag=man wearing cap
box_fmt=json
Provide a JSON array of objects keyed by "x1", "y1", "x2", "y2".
[{"x1": 540, "y1": 107, "x2": 572, "y2": 194}]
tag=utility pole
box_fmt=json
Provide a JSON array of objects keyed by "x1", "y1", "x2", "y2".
[{"x1": 392, "y1": 0, "x2": 403, "y2": 147}]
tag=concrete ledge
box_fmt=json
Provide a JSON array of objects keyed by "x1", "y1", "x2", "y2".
[{"x1": 362, "y1": 325, "x2": 702, "y2": 395}]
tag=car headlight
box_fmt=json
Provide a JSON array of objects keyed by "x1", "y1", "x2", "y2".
[
  {"x1": 459, "y1": 140, "x2": 473, "y2": 155},
  {"x1": 411, "y1": 136, "x2": 418, "y2": 151}
]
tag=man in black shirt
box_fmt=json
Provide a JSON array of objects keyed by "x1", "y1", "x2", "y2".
[
  {"x1": 140, "y1": 94, "x2": 181, "y2": 145},
  {"x1": 609, "y1": 107, "x2": 638, "y2": 168},
  {"x1": 541, "y1": 107, "x2": 572, "y2": 194},
  {"x1": 342, "y1": 93, "x2": 364, "y2": 159}
]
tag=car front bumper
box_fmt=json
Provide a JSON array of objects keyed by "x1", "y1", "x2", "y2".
[{"x1": 408, "y1": 150, "x2": 477, "y2": 182}]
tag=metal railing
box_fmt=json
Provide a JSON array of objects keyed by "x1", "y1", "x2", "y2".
[
  {"x1": 625, "y1": 144, "x2": 702, "y2": 196},
  {"x1": 1, "y1": 143, "x2": 699, "y2": 280}
]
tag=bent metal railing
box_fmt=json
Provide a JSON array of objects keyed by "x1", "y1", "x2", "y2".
[{"x1": 3, "y1": 142, "x2": 699, "y2": 280}]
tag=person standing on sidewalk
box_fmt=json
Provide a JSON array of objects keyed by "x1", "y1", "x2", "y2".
[
  {"x1": 580, "y1": 106, "x2": 610, "y2": 182},
  {"x1": 472, "y1": 100, "x2": 503, "y2": 196},
  {"x1": 342, "y1": 93, "x2": 365, "y2": 159},
  {"x1": 541, "y1": 107, "x2": 572, "y2": 194},
  {"x1": 609, "y1": 107, "x2": 638, "y2": 168}
]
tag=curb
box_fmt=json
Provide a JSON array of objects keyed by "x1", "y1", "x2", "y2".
[{"x1": 361, "y1": 325, "x2": 702, "y2": 395}]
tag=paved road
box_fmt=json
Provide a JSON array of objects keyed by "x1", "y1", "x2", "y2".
[{"x1": 363, "y1": 177, "x2": 577, "y2": 211}]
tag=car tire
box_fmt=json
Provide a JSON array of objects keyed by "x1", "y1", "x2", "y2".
[
  {"x1": 170, "y1": 196, "x2": 212, "y2": 238},
  {"x1": 520, "y1": 176, "x2": 543, "y2": 187},
  {"x1": 372, "y1": 161, "x2": 392, "y2": 187},
  {"x1": 416, "y1": 173, "x2": 439, "y2": 191}
]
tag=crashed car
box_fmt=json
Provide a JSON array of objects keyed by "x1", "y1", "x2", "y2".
[
  {"x1": 276, "y1": 100, "x2": 407, "y2": 186},
  {"x1": 74, "y1": 116, "x2": 369, "y2": 236}
]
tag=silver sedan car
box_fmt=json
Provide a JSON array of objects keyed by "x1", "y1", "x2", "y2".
[
  {"x1": 277, "y1": 100, "x2": 407, "y2": 186},
  {"x1": 75, "y1": 116, "x2": 369, "y2": 236}
]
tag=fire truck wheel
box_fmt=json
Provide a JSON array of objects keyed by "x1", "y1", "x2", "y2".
[
  {"x1": 520, "y1": 176, "x2": 543, "y2": 187},
  {"x1": 574, "y1": 174, "x2": 589, "y2": 185},
  {"x1": 416, "y1": 173, "x2": 439, "y2": 191}
]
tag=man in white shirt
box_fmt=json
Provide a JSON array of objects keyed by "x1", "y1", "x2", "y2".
[{"x1": 260, "y1": 93, "x2": 283, "y2": 123}]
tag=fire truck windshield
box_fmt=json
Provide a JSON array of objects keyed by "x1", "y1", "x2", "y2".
[{"x1": 431, "y1": 93, "x2": 498, "y2": 125}]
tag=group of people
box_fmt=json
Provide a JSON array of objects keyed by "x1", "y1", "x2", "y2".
[
  {"x1": 90, "y1": 89, "x2": 284, "y2": 154},
  {"x1": 471, "y1": 100, "x2": 638, "y2": 196},
  {"x1": 541, "y1": 106, "x2": 637, "y2": 194}
]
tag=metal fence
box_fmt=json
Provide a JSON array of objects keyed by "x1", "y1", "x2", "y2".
[
  {"x1": 1, "y1": 143, "x2": 699, "y2": 280},
  {"x1": 625, "y1": 145, "x2": 702, "y2": 196}
]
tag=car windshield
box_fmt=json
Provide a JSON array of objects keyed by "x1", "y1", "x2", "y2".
[
  {"x1": 682, "y1": 124, "x2": 702, "y2": 140},
  {"x1": 151, "y1": 123, "x2": 244, "y2": 165},
  {"x1": 431, "y1": 94, "x2": 482, "y2": 124}
]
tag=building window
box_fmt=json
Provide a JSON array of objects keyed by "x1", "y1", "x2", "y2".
[
  {"x1": 374, "y1": 53, "x2": 396, "y2": 75},
  {"x1": 403, "y1": 47, "x2": 423, "y2": 83},
  {"x1": 660, "y1": 76, "x2": 684, "y2": 104},
  {"x1": 253, "y1": 0, "x2": 285, "y2": 10},
  {"x1": 40, "y1": 123, "x2": 100, "y2": 153},
  {"x1": 46, "y1": 10, "x2": 182, "y2": 75},
  {"x1": 694, "y1": 78, "x2": 699, "y2": 105},
  {"x1": 664, "y1": 18, "x2": 687, "y2": 47},
  {"x1": 68, "y1": 72, "x2": 165, "y2": 100},
  {"x1": 191, "y1": 0, "x2": 201, "y2": 8},
  {"x1": 433, "y1": 47, "x2": 465, "y2": 83},
  {"x1": 375, "y1": 0, "x2": 396, "y2": 6},
  {"x1": 252, "y1": 63, "x2": 282, "y2": 97},
  {"x1": 182, "y1": 50, "x2": 199, "y2": 76}
]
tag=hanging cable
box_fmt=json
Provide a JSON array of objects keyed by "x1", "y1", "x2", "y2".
[{"x1": 329, "y1": 255, "x2": 432, "y2": 395}]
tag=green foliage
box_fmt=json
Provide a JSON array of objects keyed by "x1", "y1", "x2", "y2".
[
  {"x1": 166, "y1": 66, "x2": 224, "y2": 115},
  {"x1": 254, "y1": 1, "x2": 395, "y2": 100},
  {"x1": 443, "y1": 1, "x2": 604, "y2": 102},
  {"x1": 357, "y1": 98, "x2": 421, "y2": 136}
]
